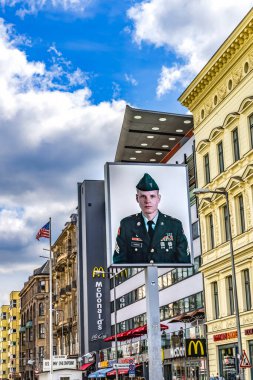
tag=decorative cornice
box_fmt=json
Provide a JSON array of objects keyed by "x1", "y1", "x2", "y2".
[{"x1": 179, "y1": 8, "x2": 253, "y2": 112}]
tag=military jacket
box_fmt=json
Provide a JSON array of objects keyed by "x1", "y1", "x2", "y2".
[{"x1": 113, "y1": 211, "x2": 191, "y2": 264}]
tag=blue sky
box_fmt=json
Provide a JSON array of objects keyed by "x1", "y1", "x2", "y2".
[{"x1": 0, "y1": 1, "x2": 252, "y2": 305}]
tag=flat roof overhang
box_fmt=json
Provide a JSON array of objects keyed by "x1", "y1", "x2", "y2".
[{"x1": 115, "y1": 105, "x2": 193, "y2": 163}]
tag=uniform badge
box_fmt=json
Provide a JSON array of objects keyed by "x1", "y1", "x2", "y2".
[
  {"x1": 132, "y1": 237, "x2": 143, "y2": 241},
  {"x1": 168, "y1": 242, "x2": 173, "y2": 249},
  {"x1": 115, "y1": 242, "x2": 120, "y2": 254},
  {"x1": 160, "y1": 242, "x2": 165, "y2": 249}
]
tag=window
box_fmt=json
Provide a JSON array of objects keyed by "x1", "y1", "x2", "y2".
[
  {"x1": 204, "y1": 154, "x2": 210, "y2": 184},
  {"x1": 232, "y1": 128, "x2": 240, "y2": 162},
  {"x1": 237, "y1": 194, "x2": 245, "y2": 233},
  {"x1": 227, "y1": 276, "x2": 234, "y2": 315},
  {"x1": 222, "y1": 204, "x2": 229, "y2": 242},
  {"x1": 212, "y1": 281, "x2": 219, "y2": 319},
  {"x1": 38, "y1": 324, "x2": 45, "y2": 339},
  {"x1": 39, "y1": 303, "x2": 44, "y2": 316},
  {"x1": 243, "y1": 269, "x2": 251, "y2": 311},
  {"x1": 38, "y1": 347, "x2": 44, "y2": 363},
  {"x1": 207, "y1": 214, "x2": 215, "y2": 250},
  {"x1": 217, "y1": 141, "x2": 224, "y2": 173},
  {"x1": 192, "y1": 221, "x2": 199, "y2": 240},
  {"x1": 38, "y1": 280, "x2": 46, "y2": 292},
  {"x1": 250, "y1": 114, "x2": 253, "y2": 148}
]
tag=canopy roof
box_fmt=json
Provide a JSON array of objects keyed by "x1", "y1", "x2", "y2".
[{"x1": 104, "y1": 323, "x2": 168, "y2": 342}]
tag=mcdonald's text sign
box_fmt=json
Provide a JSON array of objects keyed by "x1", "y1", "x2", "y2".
[{"x1": 185, "y1": 339, "x2": 207, "y2": 358}]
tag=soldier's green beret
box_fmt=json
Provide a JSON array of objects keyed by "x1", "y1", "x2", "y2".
[{"x1": 136, "y1": 173, "x2": 159, "y2": 191}]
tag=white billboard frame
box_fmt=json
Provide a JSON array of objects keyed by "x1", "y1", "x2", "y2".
[{"x1": 105, "y1": 162, "x2": 193, "y2": 268}]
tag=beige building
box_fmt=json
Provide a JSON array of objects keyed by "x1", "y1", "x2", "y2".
[
  {"x1": 52, "y1": 214, "x2": 78, "y2": 358},
  {"x1": 179, "y1": 7, "x2": 253, "y2": 380},
  {"x1": 0, "y1": 305, "x2": 9, "y2": 380},
  {"x1": 19, "y1": 261, "x2": 50, "y2": 380}
]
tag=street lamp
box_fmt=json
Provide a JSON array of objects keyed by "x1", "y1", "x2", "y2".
[
  {"x1": 193, "y1": 187, "x2": 243, "y2": 379},
  {"x1": 94, "y1": 270, "x2": 119, "y2": 380}
]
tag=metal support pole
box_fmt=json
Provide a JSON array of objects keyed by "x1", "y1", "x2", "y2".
[
  {"x1": 49, "y1": 217, "x2": 53, "y2": 380},
  {"x1": 113, "y1": 275, "x2": 119, "y2": 380},
  {"x1": 145, "y1": 266, "x2": 163, "y2": 380},
  {"x1": 225, "y1": 192, "x2": 243, "y2": 379}
]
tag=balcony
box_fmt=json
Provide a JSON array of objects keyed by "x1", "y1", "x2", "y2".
[
  {"x1": 60, "y1": 288, "x2": 66, "y2": 299},
  {"x1": 66, "y1": 285, "x2": 71, "y2": 295},
  {"x1": 19, "y1": 326, "x2": 26, "y2": 333}
]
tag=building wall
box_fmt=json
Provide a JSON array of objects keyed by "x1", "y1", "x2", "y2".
[
  {"x1": 19, "y1": 264, "x2": 50, "y2": 380},
  {"x1": 8, "y1": 292, "x2": 20, "y2": 380},
  {"x1": 179, "y1": 8, "x2": 253, "y2": 380},
  {"x1": 0, "y1": 305, "x2": 9, "y2": 380},
  {"x1": 52, "y1": 215, "x2": 79, "y2": 358}
]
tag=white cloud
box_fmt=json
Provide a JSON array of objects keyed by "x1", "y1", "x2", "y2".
[
  {"x1": 125, "y1": 73, "x2": 138, "y2": 86},
  {"x1": 127, "y1": 1, "x2": 253, "y2": 96},
  {"x1": 1, "y1": 0, "x2": 91, "y2": 17},
  {"x1": 0, "y1": 19, "x2": 126, "y2": 305}
]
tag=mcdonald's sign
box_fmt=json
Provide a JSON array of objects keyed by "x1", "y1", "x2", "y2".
[
  {"x1": 92, "y1": 266, "x2": 106, "y2": 278},
  {"x1": 185, "y1": 339, "x2": 207, "y2": 358}
]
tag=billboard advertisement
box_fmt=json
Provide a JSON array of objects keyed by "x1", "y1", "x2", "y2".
[{"x1": 105, "y1": 163, "x2": 193, "y2": 268}]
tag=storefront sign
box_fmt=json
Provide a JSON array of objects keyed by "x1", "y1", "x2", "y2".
[
  {"x1": 168, "y1": 346, "x2": 185, "y2": 358},
  {"x1": 213, "y1": 331, "x2": 237, "y2": 341},
  {"x1": 245, "y1": 329, "x2": 253, "y2": 336},
  {"x1": 185, "y1": 339, "x2": 207, "y2": 357},
  {"x1": 98, "y1": 360, "x2": 109, "y2": 368},
  {"x1": 43, "y1": 358, "x2": 76, "y2": 371}
]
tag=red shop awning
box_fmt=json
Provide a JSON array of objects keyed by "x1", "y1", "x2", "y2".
[
  {"x1": 104, "y1": 323, "x2": 168, "y2": 342},
  {"x1": 80, "y1": 362, "x2": 94, "y2": 371}
]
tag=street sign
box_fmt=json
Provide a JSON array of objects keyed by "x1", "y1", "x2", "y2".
[
  {"x1": 128, "y1": 359, "x2": 135, "y2": 378},
  {"x1": 113, "y1": 363, "x2": 129, "y2": 369},
  {"x1": 240, "y1": 350, "x2": 252, "y2": 368}
]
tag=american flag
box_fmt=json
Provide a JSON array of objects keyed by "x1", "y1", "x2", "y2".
[{"x1": 36, "y1": 222, "x2": 50, "y2": 240}]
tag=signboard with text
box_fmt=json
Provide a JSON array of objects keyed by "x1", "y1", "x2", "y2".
[{"x1": 43, "y1": 358, "x2": 76, "y2": 371}]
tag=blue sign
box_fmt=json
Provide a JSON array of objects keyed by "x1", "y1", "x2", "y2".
[{"x1": 129, "y1": 362, "x2": 135, "y2": 378}]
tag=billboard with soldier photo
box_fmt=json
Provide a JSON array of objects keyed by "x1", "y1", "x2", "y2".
[{"x1": 105, "y1": 162, "x2": 193, "y2": 268}]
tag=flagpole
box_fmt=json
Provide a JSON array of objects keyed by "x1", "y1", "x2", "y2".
[{"x1": 49, "y1": 217, "x2": 53, "y2": 380}]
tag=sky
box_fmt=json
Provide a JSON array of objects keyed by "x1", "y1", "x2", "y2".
[{"x1": 0, "y1": 0, "x2": 252, "y2": 306}]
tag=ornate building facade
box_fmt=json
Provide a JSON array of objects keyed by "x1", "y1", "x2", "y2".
[
  {"x1": 52, "y1": 214, "x2": 78, "y2": 358},
  {"x1": 179, "y1": 8, "x2": 253, "y2": 380},
  {"x1": 19, "y1": 262, "x2": 50, "y2": 380}
]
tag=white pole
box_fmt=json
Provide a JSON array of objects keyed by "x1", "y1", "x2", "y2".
[{"x1": 49, "y1": 217, "x2": 53, "y2": 380}]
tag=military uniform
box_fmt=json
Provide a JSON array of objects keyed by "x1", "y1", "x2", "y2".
[{"x1": 113, "y1": 211, "x2": 190, "y2": 264}]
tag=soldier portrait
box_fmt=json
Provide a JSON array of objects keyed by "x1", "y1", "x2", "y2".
[{"x1": 105, "y1": 163, "x2": 193, "y2": 267}]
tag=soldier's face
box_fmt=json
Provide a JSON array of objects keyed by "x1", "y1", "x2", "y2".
[{"x1": 136, "y1": 190, "x2": 161, "y2": 217}]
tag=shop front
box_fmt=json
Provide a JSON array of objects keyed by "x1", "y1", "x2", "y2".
[{"x1": 213, "y1": 331, "x2": 238, "y2": 380}]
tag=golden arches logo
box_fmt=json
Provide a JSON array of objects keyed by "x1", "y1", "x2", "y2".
[
  {"x1": 92, "y1": 267, "x2": 106, "y2": 278},
  {"x1": 187, "y1": 340, "x2": 205, "y2": 357}
]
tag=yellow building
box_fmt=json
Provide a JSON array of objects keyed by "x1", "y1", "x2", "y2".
[
  {"x1": 179, "y1": 8, "x2": 253, "y2": 380},
  {"x1": 8, "y1": 292, "x2": 20, "y2": 380},
  {"x1": 0, "y1": 305, "x2": 9, "y2": 380}
]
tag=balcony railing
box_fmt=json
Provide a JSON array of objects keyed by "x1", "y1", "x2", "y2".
[
  {"x1": 60, "y1": 288, "x2": 66, "y2": 298},
  {"x1": 66, "y1": 285, "x2": 71, "y2": 295}
]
